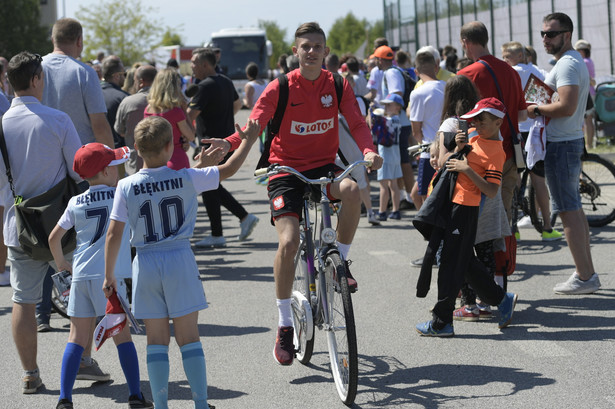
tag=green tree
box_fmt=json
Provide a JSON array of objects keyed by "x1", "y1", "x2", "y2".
[
  {"x1": 76, "y1": 0, "x2": 167, "y2": 66},
  {"x1": 367, "y1": 20, "x2": 385, "y2": 50},
  {"x1": 0, "y1": 0, "x2": 51, "y2": 59},
  {"x1": 161, "y1": 29, "x2": 183, "y2": 47},
  {"x1": 328, "y1": 12, "x2": 371, "y2": 56},
  {"x1": 258, "y1": 20, "x2": 291, "y2": 70}
]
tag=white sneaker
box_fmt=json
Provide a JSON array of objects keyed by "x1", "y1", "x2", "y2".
[
  {"x1": 367, "y1": 210, "x2": 380, "y2": 225},
  {"x1": 239, "y1": 214, "x2": 259, "y2": 241},
  {"x1": 195, "y1": 235, "x2": 226, "y2": 248},
  {"x1": 517, "y1": 215, "x2": 533, "y2": 229},
  {"x1": 554, "y1": 272, "x2": 601, "y2": 295}
]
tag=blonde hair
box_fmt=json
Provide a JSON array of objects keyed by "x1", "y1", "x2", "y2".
[
  {"x1": 134, "y1": 117, "x2": 173, "y2": 158},
  {"x1": 501, "y1": 41, "x2": 526, "y2": 58},
  {"x1": 147, "y1": 68, "x2": 184, "y2": 112}
]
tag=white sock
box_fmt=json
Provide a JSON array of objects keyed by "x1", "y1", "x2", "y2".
[
  {"x1": 400, "y1": 189, "x2": 407, "y2": 200},
  {"x1": 336, "y1": 242, "x2": 350, "y2": 260},
  {"x1": 277, "y1": 298, "x2": 293, "y2": 327},
  {"x1": 494, "y1": 275, "x2": 504, "y2": 288}
]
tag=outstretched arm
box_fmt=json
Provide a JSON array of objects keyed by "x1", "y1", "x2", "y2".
[{"x1": 218, "y1": 119, "x2": 261, "y2": 181}]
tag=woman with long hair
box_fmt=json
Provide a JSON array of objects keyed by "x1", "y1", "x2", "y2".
[{"x1": 144, "y1": 68, "x2": 195, "y2": 170}]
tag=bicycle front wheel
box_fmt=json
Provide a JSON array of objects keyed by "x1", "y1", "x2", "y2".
[
  {"x1": 579, "y1": 153, "x2": 615, "y2": 227},
  {"x1": 292, "y1": 245, "x2": 315, "y2": 364},
  {"x1": 323, "y1": 252, "x2": 358, "y2": 406}
]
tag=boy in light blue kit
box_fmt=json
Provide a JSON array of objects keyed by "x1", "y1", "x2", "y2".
[
  {"x1": 103, "y1": 116, "x2": 259, "y2": 409},
  {"x1": 48, "y1": 143, "x2": 153, "y2": 409},
  {"x1": 373, "y1": 93, "x2": 403, "y2": 221}
]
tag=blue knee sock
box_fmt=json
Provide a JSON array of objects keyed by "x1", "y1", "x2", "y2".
[
  {"x1": 180, "y1": 341, "x2": 208, "y2": 409},
  {"x1": 60, "y1": 342, "x2": 84, "y2": 401},
  {"x1": 117, "y1": 341, "x2": 141, "y2": 397},
  {"x1": 146, "y1": 344, "x2": 169, "y2": 409}
]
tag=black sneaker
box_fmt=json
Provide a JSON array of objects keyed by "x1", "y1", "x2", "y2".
[
  {"x1": 128, "y1": 393, "x2": 154, "y2": 408},
  {"x1": 128, "y1": 392, "x2": 154, "y2": 409},
  {"x1": 272, "y1": 326, "x2": 295, "y2": 365},
  {"x1": 56, "y1": 399, "x2": 73, "y2": 409},
  {"x1": 344, "y1": 260, "x2": 358, "y2": 292}
]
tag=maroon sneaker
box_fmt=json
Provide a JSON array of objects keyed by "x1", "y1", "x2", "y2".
[{"x1": 273, "y1": 326, "x2": 295, "y2": 365}]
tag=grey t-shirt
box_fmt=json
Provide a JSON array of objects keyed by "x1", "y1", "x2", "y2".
[
  {"x1": 544, "y1": 50, "x2": 589, "y2": 142},
  {"x1": 42, "y1": 53, "x2": 107, "y2": 145}
]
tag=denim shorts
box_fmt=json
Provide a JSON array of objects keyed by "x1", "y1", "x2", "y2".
[{"x1": 544, "y1": 138, "x2": 584, "y2": 213}]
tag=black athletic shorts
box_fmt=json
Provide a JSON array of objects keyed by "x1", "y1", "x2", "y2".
[{"x1": 267, "y1": 163, "x2": 342, "y2": 222}]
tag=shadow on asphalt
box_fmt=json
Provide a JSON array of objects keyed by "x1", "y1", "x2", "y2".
[
  {"x1": 288, "y1": 353, "x2": 555, "y2": 408},
  {"x1": 69, "y1": 379, "x2": 247, "y2": 405}
]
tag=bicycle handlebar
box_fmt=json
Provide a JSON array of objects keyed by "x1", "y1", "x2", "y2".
[
  {"x1": 254, "y1": 161, "x2": 372, "y2": 185},
  {"x1": 407, "y1": 143, "x2": 431, "y2": 155}
]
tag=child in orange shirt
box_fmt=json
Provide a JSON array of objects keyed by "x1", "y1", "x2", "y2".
[{"x1": 415, "y1": 98, "x2": 518, "y2": 337}]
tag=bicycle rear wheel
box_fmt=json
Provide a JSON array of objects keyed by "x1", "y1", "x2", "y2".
[
  {"x1": 323, "y1": 252, "x2": 358, "y2": 406},
  {"x1": 579, "y1": 153, "x2": 615, "y2": 227},
  {"x1": 292, "y1": 245, "x2": 315, "y2": 364}
]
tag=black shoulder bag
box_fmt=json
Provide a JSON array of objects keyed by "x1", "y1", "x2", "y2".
[{"x1": 0, "y1": 117, "x2": 79, "y2": 261}]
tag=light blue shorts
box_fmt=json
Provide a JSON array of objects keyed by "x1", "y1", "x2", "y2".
[
  {"x1": 8, "y1": 246, "x2": 67, "y2": 304},
  {"x1": 544, "y1": 138, "x2": 584, "y2": 213},
  {"x1": 68, "y1": 278, "x2": 127, "y2": 318},
  {"x1": 132, "y1": 242, "x2": 208, "y2": 319}
]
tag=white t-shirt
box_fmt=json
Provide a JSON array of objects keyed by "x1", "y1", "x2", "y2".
[
  {"x1": 409, "y1": 80, "x2": 446, "y2": 157},
  {"x1": 544, "y1": 50, "x2": 589, "y2": 142}
]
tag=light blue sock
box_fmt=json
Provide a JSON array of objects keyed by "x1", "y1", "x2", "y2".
[
  {"x1": 146, "y1": 344, "x2": 169, "y2": 409},
  {"x1": 60, "y1": 342, "x2": 84, "y2": 401},
  {"x1": 180, "y1": 341, "x2": 208, "y2": 409},
  {"x1": 117, "y1": 341, "x2": 141, "y2": 397}
]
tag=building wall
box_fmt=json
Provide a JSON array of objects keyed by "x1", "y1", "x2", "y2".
[
  {"x1": 385, "y1": 0, "x2": 614, "y2": 78},
  {"x1": 39, "y1": 0, "x2": 58, "y2": 28}
]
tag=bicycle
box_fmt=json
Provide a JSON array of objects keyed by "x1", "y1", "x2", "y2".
[
  {"x1": 513, "y1": 152, "x2": 615, "y2": 232},
  {"x1": 254, "y1": 161, "x2": 370, "y2": 406}
]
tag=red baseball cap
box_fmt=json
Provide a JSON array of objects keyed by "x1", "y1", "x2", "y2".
[
  {"x1": 73, "y1": 143, "x2": 130, "y2": 179},
  {"x1": 373, "y1": 45, "x2": 394, "y2": 60},
  {"x1": 461, "y1": 97, "x2": 507, "y2": 119},
  {"x1": 94, "y1": 291, "x2": 127, "y2": 351}
]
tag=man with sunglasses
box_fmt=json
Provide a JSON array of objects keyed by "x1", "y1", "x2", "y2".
[
  {"x1": 527, "y1": 13, "x2": 600, "y2": 295},
  {"x1": 0, "y1": 52, "x2": 83, "y2": 394}
]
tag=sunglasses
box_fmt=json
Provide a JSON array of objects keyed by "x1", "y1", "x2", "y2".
[
  {"x1": 540, "y1": 30, "x2": 568, "y2": 39},
  {"x1": 31, "y1": 54, "x2": 43, "y2": 79}
]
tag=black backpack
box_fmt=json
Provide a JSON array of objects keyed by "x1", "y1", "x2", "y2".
[
  {"x1": 256, "y1": 73, "x2": 345, "y2": 170},
  {"x1": 384, "y1": 66, "x2": 415, "y2": 110}
]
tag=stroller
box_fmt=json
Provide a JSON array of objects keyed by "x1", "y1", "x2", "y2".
[{"x1": 594, "y1": 80, "x2": 615, "y2": 145}]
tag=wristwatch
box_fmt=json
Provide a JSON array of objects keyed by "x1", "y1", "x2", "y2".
[{"x1": 533, "y1": 106, "x2": 541, "y2": 116}]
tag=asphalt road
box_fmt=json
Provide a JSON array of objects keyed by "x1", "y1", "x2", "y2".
[{"x1": 1, "y1": 109, "x2": 614, "y2": 409}]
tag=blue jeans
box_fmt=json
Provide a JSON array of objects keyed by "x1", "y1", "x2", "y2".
[
  {"x1": 36, "y1": 267, "x2": 55, "y2": 325},
  {"x1": 544, "y1": 138, "x2": 584, "y2": 213}
]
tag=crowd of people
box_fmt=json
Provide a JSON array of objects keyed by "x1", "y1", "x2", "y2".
[{"x1": 0, "y1": 10, "x2": 604, "y2": 408}]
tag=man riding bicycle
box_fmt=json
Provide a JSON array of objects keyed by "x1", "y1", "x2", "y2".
[{"x1": 221, "y1": 22, "x2": 382, "y2": 366}]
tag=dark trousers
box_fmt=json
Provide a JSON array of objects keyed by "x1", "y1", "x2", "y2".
[
  {"x1": 202, "y1": 183, "x2": 248, "y2": 237},
  {"x1": 432, "y1": 204, "x2": 505, "y2": 328}
]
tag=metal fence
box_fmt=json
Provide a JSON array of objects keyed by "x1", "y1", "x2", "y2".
[{"x1": 384, "y1": 0, "x2": 614, "y2": 78}]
